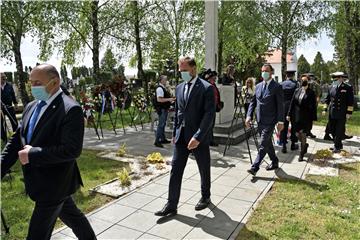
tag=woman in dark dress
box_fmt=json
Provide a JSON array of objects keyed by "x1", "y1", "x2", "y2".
[{"x1": 287, "y1": 75, "x2": 317, "y2": 161}]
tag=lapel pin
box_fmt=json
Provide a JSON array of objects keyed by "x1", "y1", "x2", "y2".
[{"x1": 52, "y1": 105, "x2": 56, "y2": 109}]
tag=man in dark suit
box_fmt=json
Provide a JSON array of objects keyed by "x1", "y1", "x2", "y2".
[
  {"x1": 245, "y1": 64, "x2": 284, "y2": 176},
  {"x1": 1, "y1": 64, "x2": 95, "y2": 240},
  {"x1": 155, "y1": 57, "x2": 215, "y2": 216},
  {"x1": 1, "y1": 72, "x2": 18, "y2": 141},
  {"x1": 280, "y1": 70, "x2": 299, "y2": 153}
]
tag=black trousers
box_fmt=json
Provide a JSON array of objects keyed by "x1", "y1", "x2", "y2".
[
  {"x1": 27, "y1": 196, "x2": 96, "y2": 240},
  {"x1": 280, "y1": 118, "x2": 298, "y2": 145},
  {"x1": 329, "y1": 118, "x2": 345, "y2": 150},
  {"x1": 168, "y1": 129, "x2": 211, "y2": 208}
]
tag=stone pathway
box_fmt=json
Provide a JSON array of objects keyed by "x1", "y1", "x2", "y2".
[{"x1": 51, "y1": 125, "x2": 360, "y2": 239}]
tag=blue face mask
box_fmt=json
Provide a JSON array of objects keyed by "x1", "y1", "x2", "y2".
[
  {"x1": 31, "y1": 80, "x2": 53, "y2": 101},
  {"x1": 181, "y1": 71, "x2": 192, "y2": 82},
  {"x1": 261, "y1": 72, "x2": 270, "y2": 81}
]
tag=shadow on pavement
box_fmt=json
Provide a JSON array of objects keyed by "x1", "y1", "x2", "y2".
[
  {"x1": 156, "y1": 204, "x2": 254, "y2": 239},
  {"x1": 251, "y1": 168, "x2": 329, "y2": 191}
]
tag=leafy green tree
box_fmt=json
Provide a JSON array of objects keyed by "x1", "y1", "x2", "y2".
[
  {"x1": 101, "y1": 48, "x2": 117, "y2": 72},
  {"x1": 330, "y1": 1, "x2": 360, "y2": 93},
  {"x1": 247, "y1": 1, "x2": 330, "y2": 81},
  {"x1": 218, "y1": 1, "x2": 269, "y2": 77},
  {"x1": 297, "y1": 54, "x2": 311, "y2": 77},
  {"x1": 1, "y1": 1, "x2": 52, "y2": 104},
  {"x1": 311, "y1": 52, "x2": 329, "y2": 82}
]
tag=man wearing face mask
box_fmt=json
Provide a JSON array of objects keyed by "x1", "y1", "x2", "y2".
[
  {"x1": 322, "y1": 72, "x2": 354, "y2": 153},
  {"x1": 245, "y1": 64, "x2": 284, "y2": 176},
  {"x1": 1, "y1": 64, "x2": 96, "y2": 240},
  {"x1": 155, "y1": 57, "x2": 215, "y2": 216}
]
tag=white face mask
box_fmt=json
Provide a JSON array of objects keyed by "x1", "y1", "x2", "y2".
[{"x1": 181, "y1": 71, "x2": 192, "y2": 82}]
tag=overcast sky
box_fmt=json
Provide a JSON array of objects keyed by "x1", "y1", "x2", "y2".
[{"x1": 1, "y1": 32, "x2": 334, "y2": 77}]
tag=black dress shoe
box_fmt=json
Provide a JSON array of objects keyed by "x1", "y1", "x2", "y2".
[
  {"x1": 161, "y1": 139, "x2": 171, "y2": 144},
  {"x1": 307, "y1": 132, "x2": 316, "y2": 138},
  {"x1": 332, "y1": 148, "x2": 341, "y2": 153},
  {"x1": 154, "y1": 204, "x2": 177, "y2": 216},
  {"x1": 343, "y1": 134, "x2": 353, "y2": 140},
  {"x1": 154, "y1": 142, "x2": 164, "y2": 148},
  {"x1": 281, "y1": 146, "x2": 287, "y2": 153},
  {"x1": 324, "y1": 134, "x2": 333, "y2": 141},
  {"x1": 290, "y1": 143, "x2": 299, "y2": 150},
  {"x1": 298, "y1": 155, "x2": 304, "y2": 162},
  {"x1": 266, "y1": 163, "x2": 279, "y2": 171},
  {"x1": 247, "y1": 168, "x2": 258, "y2": 176},
  {"x1": 195, "y1": 197, "x2": 211, "y2": 211}
]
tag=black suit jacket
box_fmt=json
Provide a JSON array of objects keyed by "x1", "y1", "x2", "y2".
[
  {"x1": 288, "y1": 87, "x2": 317, "y2": 125},
  {"x1": 172, "y1": 78, "x2": 215, "y2": 146},
  {"x1": 1, "y1": 93, "x2": 84, "y2": 202}
]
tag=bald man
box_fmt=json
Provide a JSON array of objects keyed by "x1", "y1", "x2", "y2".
[{"x1": 1, "y1": 64, "x2": 95, "y2": 240}]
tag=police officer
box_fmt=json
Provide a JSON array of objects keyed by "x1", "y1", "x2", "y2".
[
  {"x1": 307, "y1": 73, "x2": 321, "y2": 138},
  {"x1": 323, "y1": 73, "x2": 338, "y2": 141},
  {"x1": 280, "y1": 70, "x2": 299, "y2": 153},
  {"x1": 322, "y1": 72, "x2": 354, "y2": 153}
]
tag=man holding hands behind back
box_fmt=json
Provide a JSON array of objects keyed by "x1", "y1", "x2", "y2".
[
  {"x1": 245, "y1": 64, "x2": 284, "y2": 176},
  {"x1": 1, "y1": 64, "x2": 95, "y2": 240},
  {"x1": 155, "y1": 57, "x2": 215, "y2": 216}
]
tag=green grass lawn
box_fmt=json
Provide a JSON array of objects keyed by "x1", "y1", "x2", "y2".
[
  {"x1": 236, "y1": 163, "x2": 360, "y2": 240},
  {"x1": 315, "y1": 104, "x2": 360, "y2": 136},
  {"x1": 87, "y1": 106, "x2": 152, "y2": 131},
  {"x1": 1, "y1": 150, "x2": 129, "y2": 240}
]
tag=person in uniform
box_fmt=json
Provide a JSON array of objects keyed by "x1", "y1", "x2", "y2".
[
  {"x1": 280, "y1": 70, "x2": 299, "y2": 153},
  {"x1": 323, "y1": 73, "x2": 338, "y2": 141},
  {"x1": 322, "y1": 72, "x2": 354, "y2": 153}
]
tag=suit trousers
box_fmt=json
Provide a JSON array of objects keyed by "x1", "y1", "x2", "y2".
[
  {"x1": 27, "y1": 196, "x2": 96, "y2": 240},
  {"x1": 168, "y1": 128, "x2": 211, "y2": 208},
  {"x1": 252, "y1": 124, "x2": 278, "y2": 171},
  {"x1": 330, "y1": 118, "x2": 345, "y2": 150}
]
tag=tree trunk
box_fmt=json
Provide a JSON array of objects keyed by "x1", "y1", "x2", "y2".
[
  {"x1": 175, "y1": 34, "x2": 180, "y2": 85},
  {"x1": 281, "y1": 38, "x2": 287, "y2": 82},
  {"x1": 344, "y1": 2, "x2": 357, "y2": 93},
  {"x1": 91, "y1": 0, "x2": 100, "y2": 84},
  {"x1": 13, "y1": 32, "x2": 30, "y2": 105},
  {"x1": 133, "y1": 1, "x2": 146, "y2": 99}
]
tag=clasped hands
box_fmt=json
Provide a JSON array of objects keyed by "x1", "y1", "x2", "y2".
[{"x1": 18, "y1": 145, "x2": 32, "y2": 165}]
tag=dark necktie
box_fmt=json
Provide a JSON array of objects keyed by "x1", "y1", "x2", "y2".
[
  {"x1": 261, "y1": 82, "x2": 267, "y2": 97},
  {"x1": 26, "y1": 101, "x2": 47, "y2": 143},
  {"x1": 184, "y1": 82, "x2": 192, "y2": 102}
]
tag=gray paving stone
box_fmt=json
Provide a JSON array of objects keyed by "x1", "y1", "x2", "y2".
[
  {"x1": 116, "y1": 192, "x2": 157, "y2": 209},
  {"x1": 160, "y1": 188, "x2": 197, "y2": 203},
  {"x1": 181, "y1": 179, "x2": 201, "y2": 191},
  {"x1": 141, "y1": 197, "x2": 171, "y2": 213},
  {"x1": 137, "y1": 183, "x2": 168, "y2": 197},
  {"x1": 147, "y1": 216, "x2": 194, "y2": 240},
  {"x1": 216, "y1": 198, "x2": 253, "y2": 221},
  {"x1": 227, "y1": 187, "x2": 262, "y2": 203},
  {"x1": 97, "y1": 224, "x2": 143, "y2": 239},
  {"x1": 212, "y1": 174, "x2": 245, "y2": 187},
  {"x1": 118, "y1": 209, "x2": 158, "y2": 232},
  {"x1": 184, "y1": 225, "x2": 231, "y2": 240},
  {"x1": 51, "y1": 233, "x2": 75, "y2": 239},
  {"x1": 137, "y1": 233, "x2": 166, "y2": 239},
  {"x1": 61, "y1": 216, "x2": 113, "y2": 238},
  {"x1": 91, "y1": 203, "x2": 137, "y2": 223},
  {"x1": 210, "y1": 182, "x2": 234, "y2": 197}
]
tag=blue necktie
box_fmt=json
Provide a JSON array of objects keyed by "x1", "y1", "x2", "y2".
[
  {"x1": 261, "y1": 82, "x2": 267, "y2": 97},
  {"x1": 26, "y1": 101, "x2": 46, "y2": 143}
]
